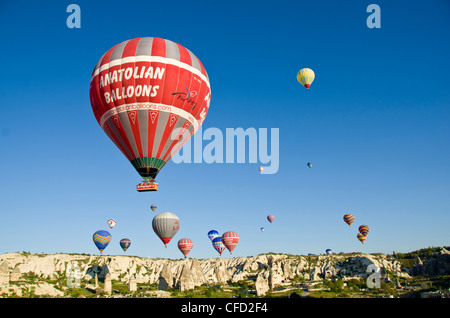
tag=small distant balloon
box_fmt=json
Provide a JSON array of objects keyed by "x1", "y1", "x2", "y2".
[
  {"x1": 267, "y1": 215, "x2": 275, "y2": 223},
  {"x1": 93, "y1": 230, "x2": 111, "y2": 254},
  {"x1": 357, "y1": 233, "x2": 367, "y2": 244},
  {"x1": 359, "y1": 225, "x2": 370, "y2": 236},
  {"x1": 297, "y1": 68, "x2": 315, "y2": 90},
  {"x1": 260, "y1": 227, "x2": 265, "y2": 232},
  {"x1": 107, "y1": 219, "x2": 116, "y2": 229},
  {"x1": 307, "y1": 162, "x2": 312, "y2": 168},
  {"x1": 259, "y1": 167, "x2": 264, "y2": 173},
  {"x1": 326, "y1": 249, "x2": 332, "y2": 255},
  {"x1": 208, "y1": 230, "x2": 219, "y2": 241},
  {"x1": 343, "y1": 214, "x2": 355, "y2": 227},
  {"x1": 150, "y1": 204, "x2": 157, "y2": 212},
  {"x1": 212, "y1": 237, "x2": 226, "y2": 256},
  {"x1": 178, "y1": 238, "x2": 193, "y2": 258},
  {"x1": 120, "y1": 238, "x2": 131, "y2": 252}
]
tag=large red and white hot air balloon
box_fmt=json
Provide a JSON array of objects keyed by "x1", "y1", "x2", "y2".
[
  {"x1": 222, "y1": 231, "x2": 240, "y2": 254},
  {"x1": 177, "y1": 238, "x2": 193, "y2": 258},
  {"x1": 152, "y1": 212, "x2": 180, "y2": 247},
  {"x1": 89, "y1": 37, "x2": 211, "y2": 190}
]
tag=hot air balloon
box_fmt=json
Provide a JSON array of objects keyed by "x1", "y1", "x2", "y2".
[
  {"x1": 259, "y1": 167, "x2": 263, "y2": 173},
  {"x1": 267, "y1": 215, "x2": 275, "y2": 223},
  {"x1": 177, "y1": 238, "x2": 193, "y2": 258},
  {"x1": 307, "y1": 162, "x2": 312, "y2": 168},
  {"x1": 93, "y1": 230, "x2": 111, "y2": 254},
  {"x1": 222, "y1": 231, "x2": 240, "y2": 254},
  {"x1": 260, "y1": 227, "x2": 265, "y2": 232},
  {"x1": 297, "y1": 68, "x2": 315, "y2": 90},
  {"x1": 212, "y1": 237, "x2": 225, "y2": 256},
  {"x1": 357, "y1": 233, "x2": 367, "y2": 244},
  {"x1": 150, "y1": 204, "x2": 157, "y2": 212},
  {"x1": 359, "y1": 225, "x2": 370, "y2": 236},
  {"x1": 207, "y1": 230, "x2": 219, "y2": 241},
  {"x1": 343, "y1": 214, "x2": 355, "y2": 227},
  {"x1": 107, "y1": 219, "x2": 116, "y2": 229},
  {"x1": 89, "y1": 37, "x2": 211, "y2": 191},
  {"x1": 152, "y1": 212, "x2": 180, "y2": 247},
  {"x1": 120, "y1": 238, "x2": 131, "y2": 252},
  {"x1": 326, "y1": 249, "x2": 332, "y2": 255}
]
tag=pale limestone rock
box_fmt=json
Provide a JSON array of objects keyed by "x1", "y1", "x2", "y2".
[
  {"x1": 255, "y1": 272, "x2": 270, "y2": 296},
  {"x1": 158, "y1": 263, "x2": 173, "y2": 290}
]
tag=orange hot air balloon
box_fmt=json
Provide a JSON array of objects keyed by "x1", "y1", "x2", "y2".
[
  {"x1": 357, "y1": 233, "x2": 367, "y2": 244},
  {"x1": 177, "y1": 238, "x2": 193, "y2": 258},
  {"x1": 359, "y1": 225, "x2": 370, "y2": 236},
  {"x1": 343, "y1": 214, "x2": 355, "y2": 227},
  {"x1": 89, "y1": 37, "x2": 211, "y2": 189}
]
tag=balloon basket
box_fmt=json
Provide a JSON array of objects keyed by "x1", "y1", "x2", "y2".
[{"x1": 137, "y1": 181, "x2": 158, "y2": 192}]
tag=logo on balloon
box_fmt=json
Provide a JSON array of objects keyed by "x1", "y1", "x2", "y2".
[{"x1": 172, "y1": 87, "x2": 198, "y2": 110}]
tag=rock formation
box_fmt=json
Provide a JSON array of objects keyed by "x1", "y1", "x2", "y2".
[{"x1": 0, "y1": 248, "x2": 448, "y2": 297}]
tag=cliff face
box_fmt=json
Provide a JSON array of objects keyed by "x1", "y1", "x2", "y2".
[{"x1": 0, "y1": 250, "x2": 448, "y2": 297}]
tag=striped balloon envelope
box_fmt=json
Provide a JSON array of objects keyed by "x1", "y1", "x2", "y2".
[
  {"x1": 119, "y1": 238, "x2": 131, "y2": 252},
  {"x1": 212, "y1": 237, "x2": 225, "y2": 256},
  {"x1": 152, "y1": 212, "x2": 180, "y2": 247},
  {"x1": 357, "y1": 233, "x2": 367, "y2": 244},
  {"x1": 177, "y1": 238, "x2": 193, "y2": 258},
  {"x1": 358, "y1": 225, "x2": 370, "y2": 236},
  {"x1": 93, "y1": 230, "x2": 111, "y2": 254},
  {"x1": 89, "y1": 37, "x2": 211, "y2": 184},
  {"x1": 343, "y1": 214, "x2": 355, "y2": 227},
  {"x1": 150, "y1": 204, "x2": 157, "y2": 212},
  {"x1": 222, "y1": 231, "x2": 240, "y2": 254}
]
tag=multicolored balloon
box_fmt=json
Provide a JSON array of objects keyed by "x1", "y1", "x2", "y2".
[
  {"x1": 326, "y1": 249, "x2": 332, "y2": 255},
  {"x1": 89, "y1": 37, "x2": 211, "y2": 184},
  {"x1": 152, "y1": 212, "x2": 180, "y2": 247},
  {"x1": 107, "y1": 219, "x2": 116, "y2": 229},
  {"x1": 212, "y1": 237, "x2": 225, "y2": 256},
  {"x1": 357, "y1": 233, "x2": 367, "y2": 244},
  {"x1": 260, "y1": 227, "x2": 265, "y2": 232},
  {"x1": 177, "y1": 238, "x2": 193, "y2": 258},
  {"x1": 120, "y1": 238, "x2": 131, "y2": 252},
  {"x1": 207, "y1": 230, "x2": 219, "y2": 241},
  {"x1": 259, "y1": 167, "x2": 264, "y2": 173},
  {"x1": 150, "y1": 204, "x2": 157, "y2": 212},
  {"x1": 307, "y1": 162, "x2": 312, "y2": 168},
  {"x1": 222, "y1": 231, "x2": 240, "y2": 254},
  {"x1": 359, "y1": 225, "x2": 370, "y2": 236},
  {"x1": 343, "y1": 214, "x2": 355, "y2": 227},
  {"x1": 267, "y1": 215, "x2": 275, "y2": 223},
  {"x1": 297, "y1": 68, "x2": 315, "y2": 90},
  {"x1": 93, "y1": 230, "x2": 111, "y2": 254}
]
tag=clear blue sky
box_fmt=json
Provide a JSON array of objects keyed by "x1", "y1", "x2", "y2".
[{"x1": 0, "y1": 0, "x2": 449, "y2": 259}]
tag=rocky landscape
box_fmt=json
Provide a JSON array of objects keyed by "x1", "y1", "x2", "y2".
[{"x1": 0, "y1": 247, "x2": 449, "y2": 297}]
